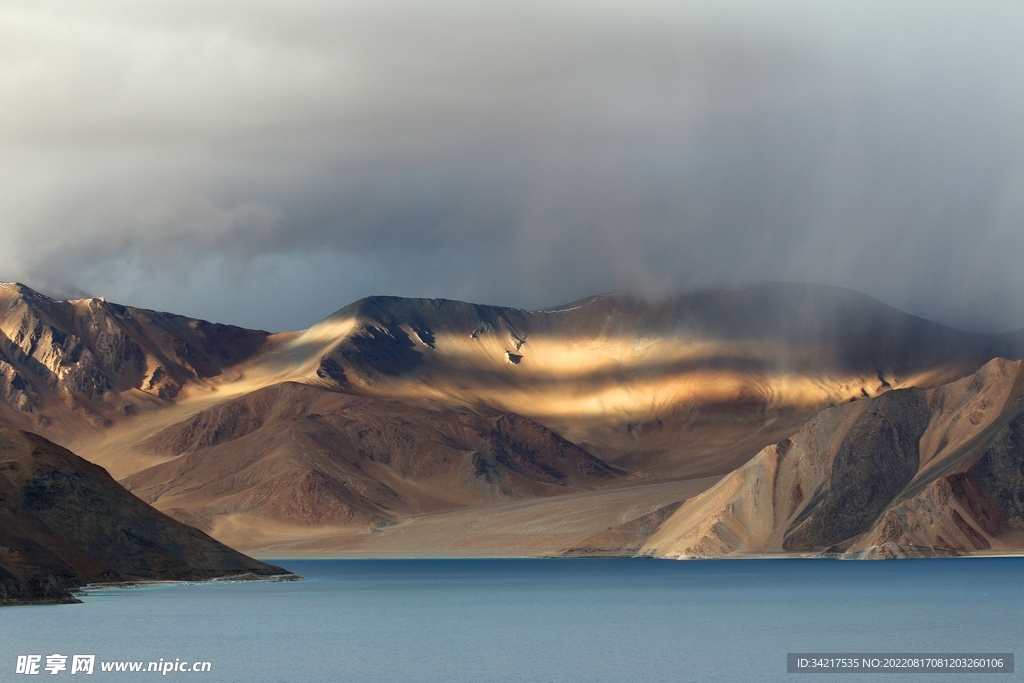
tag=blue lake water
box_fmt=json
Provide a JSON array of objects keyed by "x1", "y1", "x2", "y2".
[{"x1": 2, "y1": 557, "x2": 1023, "y2": 682}]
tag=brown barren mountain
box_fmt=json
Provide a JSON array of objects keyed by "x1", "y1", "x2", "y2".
[
  {"x1": 121, "y1": 381, "x2": 620, "y2": 548},
  {"x1": 0, "y1": 282, "x2": 269, "y2": 444},
  {"x1": 0, "y1": 426, "x2": 288, "y2": 605},
  {"x1": 1, "y1": 281, "x2": 1022, "y2": 556},
  {"x1": 634, "y1": 358, "x2": 1024, "y2": 558}
]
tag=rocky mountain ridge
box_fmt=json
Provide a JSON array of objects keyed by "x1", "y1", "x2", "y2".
[
  {"x1": 306, "y1": 284, "x2": 1024, "y2": 480},
  {"x1": 1, "y1": 281, "x2": 1022, "y2": 558},
  {"x1": 0, "y1": 282, "x2": 269, "y2": 439}
]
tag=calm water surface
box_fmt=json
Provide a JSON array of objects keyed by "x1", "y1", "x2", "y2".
[{"x1": 2, "y1": 558, "x2": 1022, "y2": 682}]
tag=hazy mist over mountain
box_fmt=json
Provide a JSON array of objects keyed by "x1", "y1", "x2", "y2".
[{"x1": 2, "y1": 0, "x2": 1022, "y2": 331}]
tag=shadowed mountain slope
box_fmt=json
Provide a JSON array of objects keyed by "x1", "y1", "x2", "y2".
[
  {"x1": 0, "y1": 426, "x2": 288, "y2": 605},
  {"x1": 632, "y1": 358, "x2": 1024, "y2": 558},
  {"x1": 121, "y1": 382, "x2": 621, "y2": 547}
]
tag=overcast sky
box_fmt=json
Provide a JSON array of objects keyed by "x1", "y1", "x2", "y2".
[{"x1": 2, "y1": 1, "x2": 1022, "y2": 331}]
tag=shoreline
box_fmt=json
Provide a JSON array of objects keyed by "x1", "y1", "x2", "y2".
[
  {"x1": 256, "y1": 551, "x2": 1024, "y2": 562},
  {"x1": 76, "y1": 572, "x2": 302, "y2": 595}
]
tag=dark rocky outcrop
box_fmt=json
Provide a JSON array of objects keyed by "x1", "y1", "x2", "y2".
[
  {"x1": 782, "y1": 390, "x2": 931, "y2": 551},
  {"x1": 0, "y1": 426, "x2": 288, "y2": 605}
]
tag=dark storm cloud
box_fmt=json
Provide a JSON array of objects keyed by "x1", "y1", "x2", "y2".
[{"x1": 1, "y1": 0, "x2": 1022, "y2": 331}]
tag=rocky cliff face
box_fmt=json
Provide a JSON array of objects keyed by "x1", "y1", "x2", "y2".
[
  {"x1": 0, "y1": 426, "x2": 288, "y2": 605},
  {"x1": 633, "y1": 358, "x2": 1024, "y2": 558},
  {"x1": 0, "y1": 283, "x2": 269, "y2": 439}
]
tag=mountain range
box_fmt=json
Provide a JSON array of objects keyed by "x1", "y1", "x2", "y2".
[{"x1": 1, "y1": 280, "x2": 1022, "y2": 560}]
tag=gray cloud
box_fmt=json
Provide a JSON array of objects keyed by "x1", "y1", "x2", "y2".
[{"x1": 1, "y1": 0, "x2": 1022, "y2": 331}]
